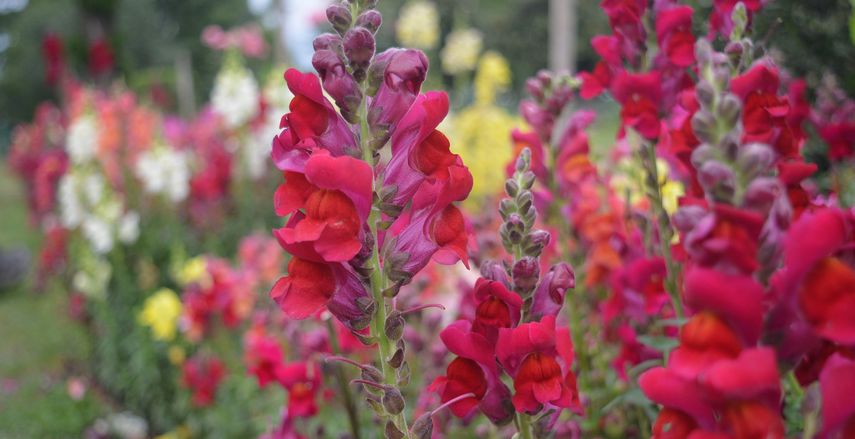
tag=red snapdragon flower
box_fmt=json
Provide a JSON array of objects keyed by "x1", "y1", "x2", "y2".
[
  {"x1": 656, "y1": 6, "x2": 695, "y2": 68},
  {"x1": 471, "y1": 278, "x2": 523, "y2": 344},
  {"x1": 274, "y1": 151, "x2": 372, "y2": 263},
  {"x1": 278, "y1": 361, "x2": 322, "y2": 418},
  {"x1": 682, "y1": 204, "x2": 765, "y2": 275},
  {"x1": 269, "y1": 256, "x2": 370, "y2": 328},
  {"x1": 182, "y1": 355, "x2": 227, "y2": 407},
  {"x1": 773, "y1": 208, "x2": 855, "y2": 345},
  {"x1": 612, "y1": 71, "x2": 663, "y2": 139},
  {"x1": 730, "y1": 64, "x2": 800, "y2": 158},
  {"x1": 272, "y1": 69, "x2": 359, "y2": 172},
  {"x1": 433, "y1": 320, "x2": 515, "y2": 424},
  {"x1": 384, "y1": 92, "x2": 467, "y2": 207},
  {"x1": 244, "y1": 325, "x2": 285, "y2": 388},
  {"x1": 368, "y1": 48, "x2": 429, "y2": 141},
  {"x1": 495, "y1": 315, "x2": 581, "y2": 415},
  {"x1": 820, "y1": 354, "x2": 855, "y2": 438}
]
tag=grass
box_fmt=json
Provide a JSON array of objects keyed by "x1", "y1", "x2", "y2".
[{"x1": 0, "y1": 164, "x2": 107, "y2": 437}]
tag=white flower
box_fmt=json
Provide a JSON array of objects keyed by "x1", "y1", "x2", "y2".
[
  {"x1": 211, "y1": 64, "x2": 260, "y2": 129},
  {"x1": 118, "y1": 211, "x2": 140, "y2": 244},
  {"x1": 441, "y1": 29, "x2": 483, "y2": 75},
  {"x1": 58, "y1": 175, "x2": 84, "y2": 228},
  {"x1": 82, "y1": 216, "x2": 114, "y2": 254},
  {"x1": 82, "y1": 173, "x2": 105, "y2": 206},
  {"x1": 135, "y1": 145, "x2": 191, "y2": 202},
  {"x1": 66, "y1": 115, "x2": 99, "y2": 164}
]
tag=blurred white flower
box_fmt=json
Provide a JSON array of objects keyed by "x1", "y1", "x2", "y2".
[
  {"x1": 82, "y1": 173, "x2": 105, "y2": 206},
  {"x1": 211, "y1": 63, "x2": 260, "y2": 129},
  {"x1": 82, "y1": 216, "x2": 114, "y2": 254},
  {"x1": 396, "y1": 1, "x2": 440, "y2": 50},
  {"x1": 118, "y1": 211, "x2": 140, "y2": 244},
  {"x1": 441, "y1": 29, "x2": 483, "y2": 75},
  {"x1": 58, "y1": 175, "x2": 84, "y2": 228},
  {"x1": 66, "y1": 115, "x2": 99, "y2": 164},
  {"x1": 135, "y1": 145, "x2": 191, "y2": 202}
]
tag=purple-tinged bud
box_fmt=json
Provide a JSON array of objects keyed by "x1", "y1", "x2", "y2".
[
  {"x1": 382, "y1": 388, "x2": 405, "y2": 415},
  {"x1": 698, "y1": 161, "x2": 736, "y2": 201},
  {"x1": 743, "y1": 177, "x2": 783, "y2": 212},
  {"x1": 695, "y1": 81, "x2": 715, "y2": 110},
  {"x1": 367, "y1": 48, "x2": 428, "y2": 143},
  {"x1": 526, "y1": 77, "x2": 544, "y2": 102},
  {"x1": 344, "y1": 27, "x2": 375, "y2": 76},
  {"x1": 505, "y1": 178, "x2": 520, "y2": 197},
  {"x1": 523, "y1": 229, "x2": 551, "y2": 256},
  {"x1": 690, "y1": 143, "x2": 717, "y2": 169},
  {"x1": 480, "y1": 260, "x2": 511, "y2": 286},
  {"x1": 385, "y1": 311, "x2": 404, "y2": 341},
  {"x1": 512, "y1": 256, "x2": 540, "y2": 294},
  {"x1": 673, "y1": 205, "x2": 707, "y2": 233},
  {"x1": 532, "y1": 262, "x2": 574, "y2": 318},
  {"x1": 737, "y1": 142, "x2": 775, "y2": 179},
  {"x1": 313, "y1": 33, "x2": 342, "y2": 52},
  {"x1": 691, "y1": 110, "x2": 718, "y2": 144},
  {"x1": 385, "y1": 422, "x2": 404, "y2": 439},
  {"x1": 411, "y1": 414, "x2": 433, "y2": 439},
  {"x1": 536, "y1": 69, "x2": 552, "y2": 88},
  {"x1": 326, "y1": 4, "x2": 352, "y2": 34},
  {"x1": 356, "y1": 10, "x2": 382, "y2": 33},
  {"x1": 695, "y1": 39, "x2": 713, "y2": 67},
  {"x1": 312, "y1": 49, "x2": 362, "y2": 123},
  {"x1": 718, "y1": 93, "x2": 742, "y2": 128}
]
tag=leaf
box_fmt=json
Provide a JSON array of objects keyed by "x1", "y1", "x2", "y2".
[
  {"x1": 637, "y1": 335, "x2": 679, "y2": 353},
  {"x1": 627, "y1": 359, "x2": 663, "y2": 379}
]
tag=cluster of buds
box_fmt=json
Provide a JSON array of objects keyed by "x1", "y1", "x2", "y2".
[{"x1": 520, "y1": 71, "x2": 578, "y2": 141}]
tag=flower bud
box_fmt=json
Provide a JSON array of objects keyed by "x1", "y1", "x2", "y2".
[
  {"x1": 385, "y1": 312, "x2": 404, "y2": 341},
  {"x1": 361, "y1": 365, "x2": 384, "y2": 383},
  {"x1": 382, "y1": 388, "x2": 405, "y2": 415},
  {"x1": 520, "y1": 170, "x2": 536, "y2": 190},
  {"x1": 673, "y1": 205, "x2": 707, "y2": 233},
  {"x1": 505, "y1": 178, "x2": 520, "y2": 198},
  {"x1": 744, "y1": 177, "x2": 783, "y2": 212},
  {"x1": 480, "y1": 260, "x2": 510, "y2": 286},
  {"x1": 411, "y1": 414, "x2": 433, "y2": 439},
  {"x1": 526, "y1": 77, "x2": 544, "y2": 102},
  {"x1": 517, "y1": 191, "x2": 533, "y2": 214},
  {"x1": 717, "y1": 93, "x2": 742, "y2": 128},
  {"x1": 343, "y1": 27, "x2": 376, "y2": 77},
  {"x1": 691, "y1": 110, "x2": 718, "y2": 144},
  {"x1": 326, "y1": 4, "x2": 352, "y2": 34},
  {"x1": 523, "y1": 229, "x2": 551, "y2": 256},
  {"x1": 505, "y1": 213, "x2": 525, "y2": 242},
  {"x1": 385, "y1": 421, "x2": 405, "y2": 439},
  {"x1": 356, "y1": 10, "x2": 382, "y2": 33},
  {"x1": 737, "y1": 142, "x2": 775, "y2": 179},
  {"x1": 698, "y1": 160, "x2": 736, "y2": 201},
  {"x1": 695, "y1": 81, "x2": 715, "y2": 110},
  {"x1": 515, "y1": 148, "x2": 532, "y2": 173},
  {"x1": 513, "y1": 256, "x2": 540, "y2": 294},
  {"x1": 313, "y1": 33, "x2": 342, "y2": 52},
  {"x1": 498, "y1": 199, "x2": 514, "y2": 220},
  {"x1": 695, "y1": 39, "x2": 713, "y2": 67}
]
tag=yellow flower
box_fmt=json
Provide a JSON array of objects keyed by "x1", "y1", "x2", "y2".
[
  {"x1": 449, "y1": 110, "x2": 518, "y2": 206},
  {"x1": 612, "y1": 157, "x2": 684, "y2": 215},
  {"x1": 138, "y1": 288, "x2": 183, "y2": 341},
  {"x1": 474, "y1": 51, "x2": 511, "y2": 105},
  {"x1": 395, "y1": 1, "x2": 440, "y2": 50},
  {"x1": 176, "y1": 257, "x2": 208, "y2": 287},
  {"x1": 154, "y1": 425, "x2": 191, "y2": 439},
  {"x1": 168, "y1": 345, "x2": 186, "y2": 365},
  {"x1": 441, "y1": 29, "x2": 483, "y2": 75}
]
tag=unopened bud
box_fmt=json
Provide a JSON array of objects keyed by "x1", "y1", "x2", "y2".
[
  {"x1": 695, "y1": 39, "x2": 713, "y2": 67},
  {"x1": 382, "y1": 388, "x2": 405, "y2": 415},
  {"x1": 698, "y1": 161, "x2": 736, "y2": 201},
  {"x1": 695, "y1": 81, "x2": 715, "y2": 110},
  {"x1": 505, "y1": 178, "x2": 520, "y2": 197},
  {"x1": 515, "y1": 148, "x2": 532, "y2": 173},
  {"x1": 326, "y1": 4, "x2": 352, "y2": 34},
  {"x1": 385, "y1": 421, "x2": 405, "y2": 439},
  {"x1": 523, "y1": 229, "x2": 551, "y2": 256},
  {"x1": 480, "y1": 260, "x2": 510, "y2": 286},
  {"x1": 737, "y1": 142, "x2": 775, "y2": 178},
  {"x1": 313, "y1": 33, "x2": 342, "y2": 51},
  {"x1": 691, "y1": 110, "x2": 718, "y2": 144},
  {"x1": 513, "y1": 257, "x2": 540, "y2": 294},
  {"x1": 343, "y1": 27, "x2": 375, "y2": 75},
  {"x1": 717, "y1": 93, "x2": 742, "y2": 128},
  {"x1": 520, "y1": 170, "x2": 536, "y2": 190},
  {"x1": 411, "y1": 414, "x2": 434, "y2": 439},
  {"x1": 356, "y1": 10, "x2": 382, "y2": 33},
  {"x1": 385, "y1": 312, "x2": 404, "y2": 341}
]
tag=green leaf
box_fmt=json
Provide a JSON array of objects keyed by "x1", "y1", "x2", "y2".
[{"x1": 637, "y1": 335, "x2": 680, "y2": 353}]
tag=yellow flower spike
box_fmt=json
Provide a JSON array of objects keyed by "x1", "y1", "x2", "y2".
[
  {"x1": 395, "y1": 1, "x2": 440, "y2": 50},
  {"x1": 138, "y1": 288, "x2": 183, "y2": 342},
  {"x1": 176, "y1": 257, "x2": 209, "y2": 287},
  {"x1": 474, "y1": 51, "x2": 511, "y2": 105},
  {"x1": 441, "y1": 29, "x2": 483, "y2": 75}
]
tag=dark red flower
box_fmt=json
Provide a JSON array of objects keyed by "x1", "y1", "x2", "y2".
[
  {"x1": 656, "y1": 6, "x2": 695, "y2": 68},
  {"x1": 612, "y1": 71, "x2": 663, "y2": 139},
  {"x1": 277, "y1": 361, "x2": 322, "y2": 417},
  {"x1": 495, "y1": 316, "x2": 581, "y2": 415},
  {"x1": 431, "y1": 357, "x2": 488, "y2": 418},
  {"x1": 820, "y1": 354, "x2": 855, "y2": 438},
  {"x1": 731, "y1": 64, "x2": 799, "y2": 157},
  {"x1": 471, "y1": 278, "x2": 523, "y2": 344},
  {"x1": 182, "y1": 355, "x2": 227, "y2": 407}
]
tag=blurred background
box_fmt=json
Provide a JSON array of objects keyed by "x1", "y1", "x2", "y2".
[{"x1": 0, "y1": 0, "x2": 853, "y2": 437}]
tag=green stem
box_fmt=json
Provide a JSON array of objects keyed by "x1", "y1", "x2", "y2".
[
  {"x1": 640, "y1": 141, "x2": 684, "y2": 320},
  {"x1": 359, "y1": 94, "x2": 410, "y2": 437},
  {"x1": 326, "y1": 320, "x2": 362, "y2": 439},
  {"x1": 516, "y1": 412, "x2": 534, "y2": 439}
]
